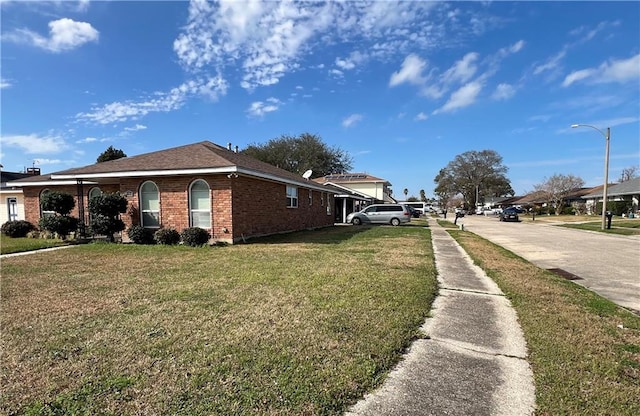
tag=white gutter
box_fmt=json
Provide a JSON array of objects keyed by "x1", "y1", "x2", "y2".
[
  {"x1": 5, "y1": 180, "x2": 98, "y2": 187},
  {"x1": 46, "y1": 167, "x2": 335, "y2": 194}
]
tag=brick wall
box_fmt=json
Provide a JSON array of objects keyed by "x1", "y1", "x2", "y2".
[{"x1": 21, "y1": 175, "x2": 335, "y2": 243}]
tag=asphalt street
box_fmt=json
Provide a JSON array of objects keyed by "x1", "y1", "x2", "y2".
[{"x1": 454, "y1": 214, "x2": 640, "y2": 313}]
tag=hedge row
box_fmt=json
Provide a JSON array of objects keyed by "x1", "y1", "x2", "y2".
[{"x1": 127, "y1": 226, "x2": 210, "y2": 247}]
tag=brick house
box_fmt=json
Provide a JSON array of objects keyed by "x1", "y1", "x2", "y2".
[{"x1": 7, "y1": 141, "x2": 337, "y2": 243}]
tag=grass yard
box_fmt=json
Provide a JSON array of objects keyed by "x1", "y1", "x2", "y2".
[
  {"x1": 450, "y1": 230, "x2": 640, "y2": 415},
  {"x1": 1, "y1": 225, "x2": 436, "y2": 415},
  {"x1": 559, "y1": 219, "x2": 640, "y2": 235},
  {"x1": 0, "y1": 234, "x2": 67, "y2": 255}
]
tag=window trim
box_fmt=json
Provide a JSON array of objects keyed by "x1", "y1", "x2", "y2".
[
  {"x1": 286, "y1": 186, "x2": 298, "y2": 208},
  {"x1": 140, "y1": 181, "x2": 160, "y2": 228},
  {"x1": 189, "y1": 179, "x2": 212, "y2": 229},
  {"x1": 7, "y1": 197, "x2": 18, "y2": 222}
]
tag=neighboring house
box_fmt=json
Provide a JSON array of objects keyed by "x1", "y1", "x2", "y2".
[
  {"x1": 7, "y1": 141, "x2": 338, "y2": 244},
  {"x1": 582, "y1": 178, "x2": 640, "y2": 215},
  {"x1": 313, "y1": 173, "x2": 396, "y2": 223},
  {"x1": 0, "y1": 169, "x2": 38, "y2": 224}
]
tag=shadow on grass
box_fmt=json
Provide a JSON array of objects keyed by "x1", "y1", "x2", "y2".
[{"x1": 248, "y1": 221, "x2": 428, "y2": 245}]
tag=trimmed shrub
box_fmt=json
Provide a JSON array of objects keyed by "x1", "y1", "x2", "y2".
[
  {"x1": 180, "y1": 227, "x2": 210, "y2": 247},
  {"x1": 127, "y1": 225, "x2": 155, "y2": 245},
  {"x1": 1, "y1": 220, "x2": 35, "y2": 238},
  {"x1": 40, "y1": 191, "x2": 75, "y2": 216},
  {"x1": 154, "y1": 228, "x2": 180, "y2": 245},
  {"x1": 38, "y1": 216, "x2": 78, "y2": 240},
  {"x1": 88, "y1": 193, "x2": 128, "y2": 242}
]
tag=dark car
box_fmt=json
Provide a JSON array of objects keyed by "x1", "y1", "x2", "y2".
[
  {"x1": 499, "y1": 207, "x2": 519, "y2": 222},
  {"x1": 403, "y1": 204, "x2": 421, "y2": 218}
]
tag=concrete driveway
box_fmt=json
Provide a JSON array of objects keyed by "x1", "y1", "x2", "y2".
[{"x1": 453, "y1": 214, "x2": 640, "y2": 313}]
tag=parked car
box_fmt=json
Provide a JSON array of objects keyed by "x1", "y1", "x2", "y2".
[
  {"x1": 403, "y1": 204, "x2": 421, "y2": 218},
  {"x1": 347, "y1": 204, "x2": 412, "y2": 226},
  {"x1": 499, "y1": 207, "x2": 520, "y2": 222}
]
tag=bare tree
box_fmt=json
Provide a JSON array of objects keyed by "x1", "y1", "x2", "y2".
[
  {"x1": 534, "y1": 174, "x2": 585, "y2": 215},
  {"x1": 619, "y1": 165, "x2": 639, "y2": 182}
]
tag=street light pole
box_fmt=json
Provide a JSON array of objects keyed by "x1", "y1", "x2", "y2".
[{"x1": 571, "y1": 124, "x2": 610, "y2": 230}]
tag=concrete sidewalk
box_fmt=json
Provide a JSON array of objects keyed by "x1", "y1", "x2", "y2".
[{"x1": 347, "y1": 218, "x2": 535, "y2": 415}]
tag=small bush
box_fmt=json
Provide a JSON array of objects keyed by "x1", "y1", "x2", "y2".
[
  {"x1": 38, "y1": 216, "x2": 78, "y2": 240},
  {"x1": 154, "y1": 228, "x2": 180, "y2": 245},
  {"x1": 127, "y1": 225, "x2": 155, "y2": 245},
  {"x1": 180, "y1": 227, "x2": 210, "y2": 247},
  {"x1": 1, "y1": 220, "x2": 35, "y2": 238}
]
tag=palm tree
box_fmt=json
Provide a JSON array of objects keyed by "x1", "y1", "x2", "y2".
[{"x1": 403, "y1": 188, "x2": 408, "y2": 199}]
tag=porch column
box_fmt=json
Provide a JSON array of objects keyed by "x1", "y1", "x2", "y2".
[{"x1": 342, "y1": 198, "x2": 347, "y2": 223}]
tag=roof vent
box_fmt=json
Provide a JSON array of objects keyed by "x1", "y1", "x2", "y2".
[
  {"x1": 235, "y1": 145, "x2": 239, "y2": 153},
  {"x1": 227, "y1": 143, "x2": 232, "y2": 151}
]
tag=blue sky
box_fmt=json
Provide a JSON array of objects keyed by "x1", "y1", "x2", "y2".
[{"x1": 1, "y1": 1, "x2": 639, "y2": 198}]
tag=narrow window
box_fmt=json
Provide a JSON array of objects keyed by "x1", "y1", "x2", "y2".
[
  {"x1": 140, "y1": 181, "x2": 160, "y2": 228},
  {"x1": 309, "y1": 189, "x2": 313, "y2": 205},
  {"x1": 189, "y1": 179, "x2": 211, "y2": 228},
  {"x1": 321, "y1": 192, "x2": 324, "y2": 206},
  {"x1": 88, "y1": 187, "x2": 102, "y2": 224},
  {"x1": 286, "y1": 186, "x2": 298, "y2": 208},
  {"x1": 7, "y1": 197, "x2": 18, "y2": 221},
  {"x1": 327, "y1": 194, "x2": 332, "y2": 215}
]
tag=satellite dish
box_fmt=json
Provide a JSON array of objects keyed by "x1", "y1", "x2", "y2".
[{"x1": 302, "y1": 169, "x2": 313, "y2": 180}]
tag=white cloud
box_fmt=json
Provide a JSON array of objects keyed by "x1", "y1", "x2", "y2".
[
  {"x1": 335, "y1": 51, "x2": 368, "y2": 71},
  {"x1": 2, "y1": 134, "x2": 68, "y2": 154},
  {"x1": 124, "y1": 124, "x2": 147, "y2": 132},
  {"x1": 533, "y1": 50, "x2": 567, "y2": 76},
  {"x1": 389, "y1": 54, "x2": 427, "y2": 87},
  {"x1": 247, "y1": 97, "x2": 282, "y2": 117},
  {"x1": 76, "y1": 77, "x2": 227, "y2": 124},
  {"x1": 173, "y1": 1, "x2": 448, "y2": 91},
  {"x1": 442, "y1": 52, "x2": 478, "y2": 84},
  {"x1": 342, "y1": 113, "x2": 363, "y2": 128},
  {"x1": 4, "y1": 18, "x2": 99, "y2": 53},
  {"x1": 414, "y1": 112, "x2": 428, "y2": 121},
  {"x1": 76, "y1": 137, "x2": 98, "y2": 144},
  {"x1": 509, "y1": 40, "x2": 525, "y2": 53},
  {"x1": 0, "y1": 78, "x2": 11, "y2": 89},
  {"x1": 563, "y1": 54, "x2": 639, "y2": 88},
  {"x1": 492, "y1": 83, "x2": 515, "y2": 101},
  {"x1": 562, "y1": 68, "x2": 595, "y2": 87},
  {"x1": 434, "y1": 81, "x2": 483, "y2": 114}
]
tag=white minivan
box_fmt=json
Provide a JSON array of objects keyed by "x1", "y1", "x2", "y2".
[{"x1": 346, "y1": 204, "x2": 412, "y2": 226}]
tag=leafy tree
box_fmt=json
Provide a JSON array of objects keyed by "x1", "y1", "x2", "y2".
[
  {"x1": 88, "y1": 192, "x2": 128, "y2": 242},
  {"x1": 534, "y1": 174, "x2": 585, "y2": 215},
  {"x1": 407, "y1": 196, "x2": 419, "y2": 202},
  {"x1": 38, "y1": 191, "x2": 78, "y2": 239},
  {"x1": 434, "y1": 150, "x2": 513, "y2": 208},
  {"x1": 419, "y1": 189, "x2": 427, "y2": 202},
  {"x1": 242, "y1": 133, "x2": 352, "y2": 177},
  {"x1": 97, "y1": 146, "x2": 127, "y2": 163}
]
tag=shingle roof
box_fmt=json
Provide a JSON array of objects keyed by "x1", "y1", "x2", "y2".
[
  {"x1": 583, "y1": 178, "x2": 640, "y2": 198},
  {"x1": 313, "y1": 173, "x2": 391, "y2": 185},
  {"x1": 8, "y1": 141, "x2": 334, "y2": 191}
]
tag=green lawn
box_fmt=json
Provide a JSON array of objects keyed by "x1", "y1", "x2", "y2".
[
  {"x1": 451, "y1": 230, "x2": 640, "y2": 415},
  {"x1": 0, "y1": 234, "x2": 67, "y2": 255},
  {"x1": 558, "y1": 219, "x2": 640, "y2": 235},
  {"x1": 1, "y1": 225, "x2": 437, "y2": 415}
]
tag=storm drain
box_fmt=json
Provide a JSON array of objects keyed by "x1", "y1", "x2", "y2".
[{"x1": 547, "y1": 268, "x2": 583, "y2": 281}]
